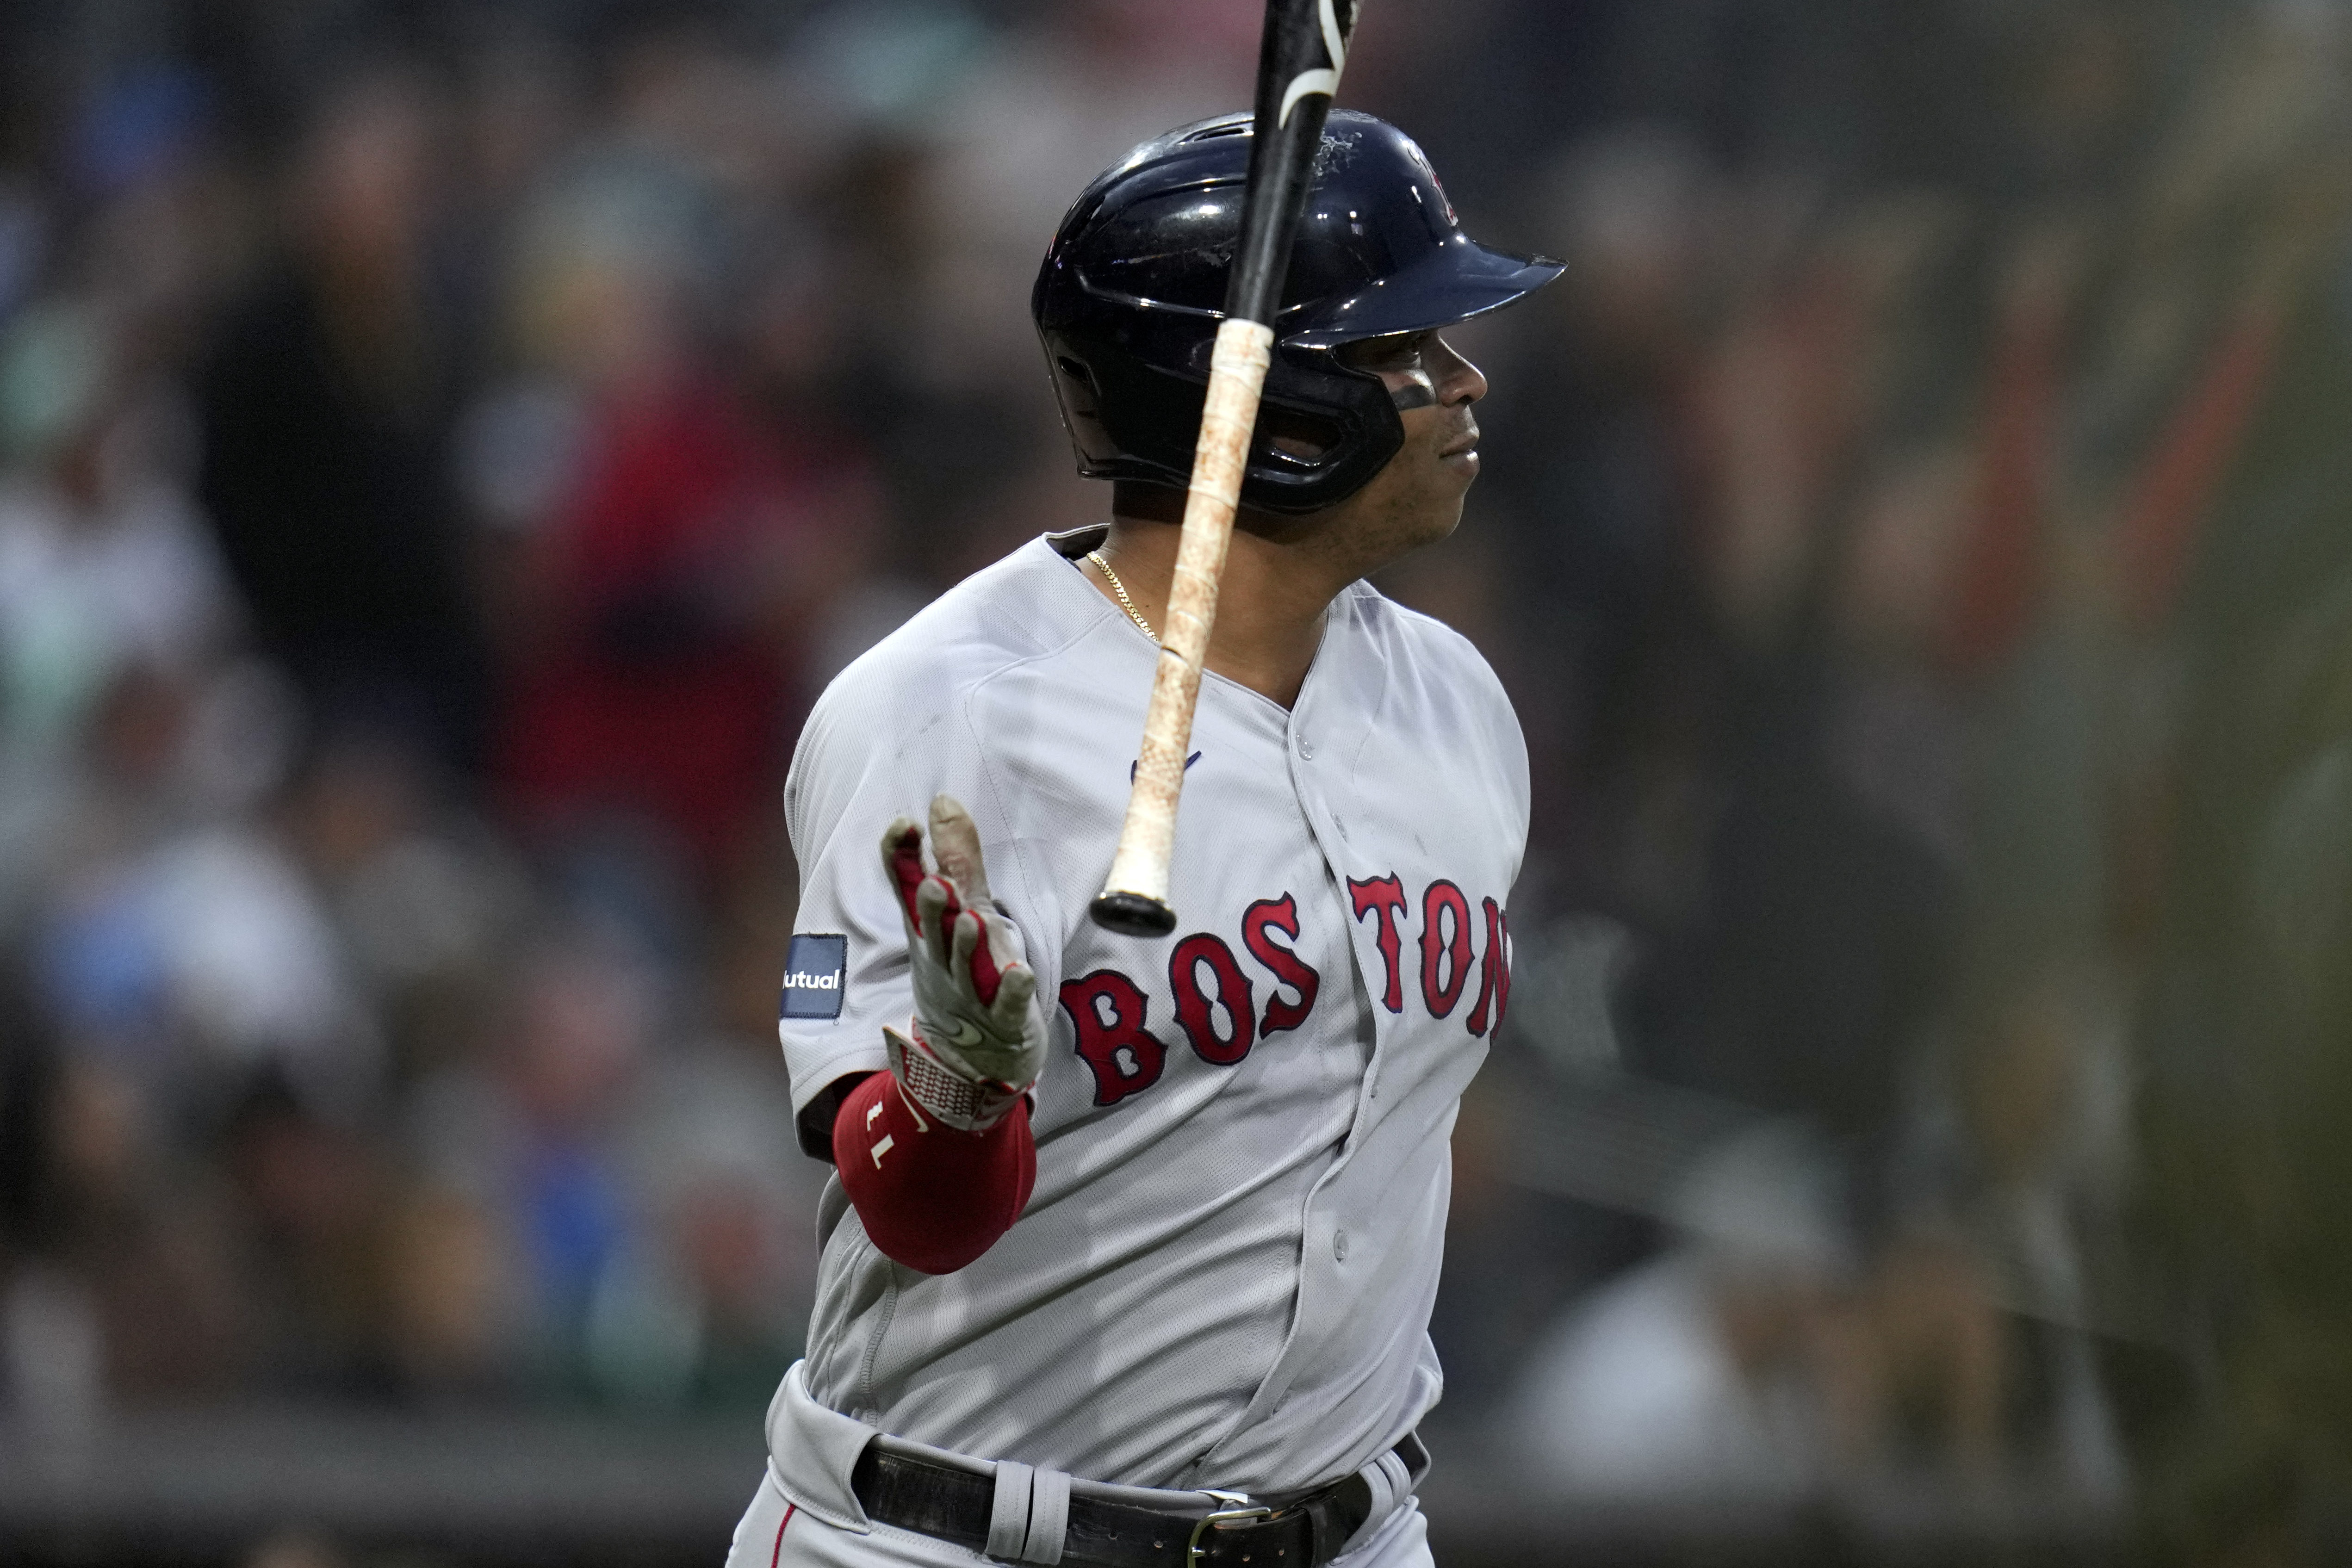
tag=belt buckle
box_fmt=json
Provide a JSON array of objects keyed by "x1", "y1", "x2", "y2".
[{"x1": 1185, "y1": 1490, "x2": 1273, "y2": 1566}]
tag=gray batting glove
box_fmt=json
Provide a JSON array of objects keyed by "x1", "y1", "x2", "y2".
[{"x1": 878, "y1": 795, "x2": 1047, "y2": 1130}]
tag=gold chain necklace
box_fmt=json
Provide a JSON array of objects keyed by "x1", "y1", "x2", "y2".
[{"x1": 1087, "y1": 550, "x2": 1157, "y2": 643}]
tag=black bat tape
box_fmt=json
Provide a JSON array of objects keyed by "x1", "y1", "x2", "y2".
[{"x1": 1225, "y1": 0, "x2": 1360, "y2": 328}]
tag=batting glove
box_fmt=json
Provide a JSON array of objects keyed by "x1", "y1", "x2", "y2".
[{"x1": 877, "y1": 794, "x2": 1047, "y2": 1130}]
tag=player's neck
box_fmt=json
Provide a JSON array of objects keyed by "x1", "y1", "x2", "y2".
[{"x1": 1094, "y1": 503, "x2": 1360, "y2": 710}]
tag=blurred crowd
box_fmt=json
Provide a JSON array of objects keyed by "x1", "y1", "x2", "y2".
[{"x1": 2, "y1": 0, "x2": 2352, "y2": 1560}]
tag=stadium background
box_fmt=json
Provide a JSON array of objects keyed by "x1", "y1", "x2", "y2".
[{"x1": 1, "y1": 0, "x2": 2349, "y2": 1562}]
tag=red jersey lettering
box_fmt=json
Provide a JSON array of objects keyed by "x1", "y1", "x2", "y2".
[
  {"x1": 1240, "y1": 893, "x2": 1320, "y2": 1036},
  {"x1": 1347, "y1": 874, "x2": 1409, "y2": 1013},
  {"x1": 1170, "y1": 933, "x2": 1255, "y2": 1066},
  {"x1": 1419, "y1": 880, "x2": 1474, "y2": 1018},
  {"x1": 1059, "y1": 970, "x2": 1168, "y2": 1105}
]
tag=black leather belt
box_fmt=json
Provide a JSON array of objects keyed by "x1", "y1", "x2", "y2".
[{"x1": 850, "y1": 1433, "x2": 1427, "y2": 1568}]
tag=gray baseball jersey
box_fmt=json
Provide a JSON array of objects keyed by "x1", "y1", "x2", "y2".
[{"x1": 773, "y1": 524, "x2": 1525, "y2": 1499}]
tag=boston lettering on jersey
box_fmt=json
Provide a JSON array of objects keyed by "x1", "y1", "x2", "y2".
[{"x1": 1058, "y1": 876, "x2": 1510, "y2": 1108}]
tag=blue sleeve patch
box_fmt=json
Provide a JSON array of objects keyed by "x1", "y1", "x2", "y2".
[{"x1": 780, "y1": 933, "x2": 849, "y2": 1021}]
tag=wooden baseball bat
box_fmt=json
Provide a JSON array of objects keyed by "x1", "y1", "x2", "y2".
[{"x1": 1089, "y1": 0, "x2": 1359, "y2": 938}]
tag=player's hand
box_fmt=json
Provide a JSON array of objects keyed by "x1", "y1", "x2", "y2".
[{"x1": 877, "y1": 795, "x2": 1047, "y2": 1130}]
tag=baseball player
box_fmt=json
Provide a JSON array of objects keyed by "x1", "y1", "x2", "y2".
[{"x1": 729, "y1": 111, "x2": 1560, "y2": 1568}]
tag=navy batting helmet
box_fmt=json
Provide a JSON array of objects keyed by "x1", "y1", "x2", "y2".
[{"x1": 1033, "y1": 110, "x2": 1563, "y2": 514}]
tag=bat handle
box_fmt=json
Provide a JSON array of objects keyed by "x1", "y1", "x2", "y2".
[{"x1": 1090, "y1": 317, "x2": 1276, "y2": 936}]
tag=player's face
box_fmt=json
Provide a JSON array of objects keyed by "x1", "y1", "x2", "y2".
[{"x1": 1319, "y1": 329, "x2": 1489, "y2": 566}]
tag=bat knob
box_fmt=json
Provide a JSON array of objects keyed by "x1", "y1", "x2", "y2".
[{"x1": 1089, "y1": 890, "x2": 1178, "y2": 937}]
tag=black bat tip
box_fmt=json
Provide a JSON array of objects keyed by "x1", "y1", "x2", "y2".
[{"x1": 1089, "y1": 891, "x2": 1179, "y2": 937}]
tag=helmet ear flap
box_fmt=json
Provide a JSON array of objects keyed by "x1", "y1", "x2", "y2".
[
  {"x1": 1042, "y1": 329, "x2": 1408, "y2": 513},
  {"x1": 1255, "y1": 404, "x2": 1345, "y2": 464},
  {"x1": 1241, "y1": 349, "x2": 1404, "y2": 511}
]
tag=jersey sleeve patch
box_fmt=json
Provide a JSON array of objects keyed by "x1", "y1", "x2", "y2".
[{"x1": 781, "y1": 933, "x2": 850, "y2": 1021}]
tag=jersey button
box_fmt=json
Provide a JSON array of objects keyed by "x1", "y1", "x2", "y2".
[
  {"x1": 1296, "y1": 734, "x2": 1314, "y2": 760},
  {"x1": 1333, "y1": 1228, "x2": 1349, "y2": 1262}
]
